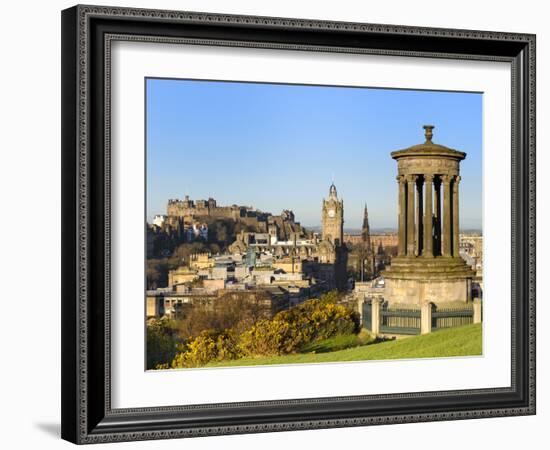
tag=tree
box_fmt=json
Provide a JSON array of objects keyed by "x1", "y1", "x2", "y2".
[
  {"x1": 146, "y1": 257, "x2": 181, "y2": 289},
  {"x1": 213, "y1": 221, "x2": 229, "y2": 244},
  {"x1": 146, "y1": 318, "x2": 179, "y2": 369},
  {"x1": 347, "y1": 242, "x2": 374, "y2": 281},
  {"x1": 172, "y1": 242, "x2": 207, "y2": 263},
  {"x1": 177, "y1": 291, "x2": 273, "y2": 339}
]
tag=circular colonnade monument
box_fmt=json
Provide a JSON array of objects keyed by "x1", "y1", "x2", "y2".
[{"x1": 382, "y1": 125, "x2": 475, "y2": 306}]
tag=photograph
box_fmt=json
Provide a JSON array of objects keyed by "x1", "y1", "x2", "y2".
[
  {"x1": 56, "y1": 3, "x2": 536, "y2": 445},
  {"x1": 145, "y1": 78, "x2": 484, "y2": 370}
]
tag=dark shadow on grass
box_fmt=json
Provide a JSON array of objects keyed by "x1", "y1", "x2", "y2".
[{"x1": 300, "y1": 334, "x2": 374, "y2": 354}]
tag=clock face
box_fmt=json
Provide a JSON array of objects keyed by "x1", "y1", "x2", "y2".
[{"x1": 328, "y1": 209, "x2": 336, "y2": 218}]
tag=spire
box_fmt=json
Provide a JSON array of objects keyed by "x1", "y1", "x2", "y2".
[
  {"x1": 362, "y1": 203, "x2": 371, "y2": 248},
  {"x1": 329, "y1": 182, "x2": 337, "y2": 199}
]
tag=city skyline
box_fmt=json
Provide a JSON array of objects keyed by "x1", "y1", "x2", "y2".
[{"x1": 146, "y1": 78, "x2": 483, "y2": 229}]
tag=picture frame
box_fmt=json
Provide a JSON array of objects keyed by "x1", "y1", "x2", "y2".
[{"x1": 61, "y1": 4, "x2": 536, "y2": 444}]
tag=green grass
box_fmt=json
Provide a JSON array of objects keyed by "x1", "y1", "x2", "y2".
[
  {"x1": 299, "y1": 334, "x2": 366, "y2": 354},
  {"x1": 206, "y1": 323, "x2": 482, "y2": 368}
]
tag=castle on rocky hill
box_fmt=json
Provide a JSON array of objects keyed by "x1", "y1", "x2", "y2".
[
  {"x1": 164, "y1": 195, "x2": 305, "y2": 241},
  {"x1": 167, "y1": 196, "x2": 265, "y2": 222}
]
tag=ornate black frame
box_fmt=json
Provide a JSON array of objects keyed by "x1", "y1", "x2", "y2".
[{"x1": 61, "y1": 4, "x2": 536, "y2": 444}]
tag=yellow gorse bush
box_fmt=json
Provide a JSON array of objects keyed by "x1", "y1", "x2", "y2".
[
  {"x1": 171, "y1": 330, "x2": 242, "y2": 368},
  {"x1": 238, "y1": 298, "x2": 358, "y2": 357},
  {"x1": 169, "y1": 293, "x2": 359, "y2": 367}
]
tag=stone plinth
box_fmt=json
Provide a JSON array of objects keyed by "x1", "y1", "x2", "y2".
[{"x1": 382, "y1": 256, "x2": 474, "y2": 306}]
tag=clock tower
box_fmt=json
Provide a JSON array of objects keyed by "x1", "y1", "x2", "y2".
[{"x1": 322, "y1": 183, "x2": 344, "y2": 246}]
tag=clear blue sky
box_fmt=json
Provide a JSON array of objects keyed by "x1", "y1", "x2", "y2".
[{"x1": 146, "y1": 78, "x2": 482, "y2": 230}]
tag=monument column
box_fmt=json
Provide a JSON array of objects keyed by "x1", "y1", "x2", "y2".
[
  {"x1": 416, "y1": 177, "x2": 423, "y2": 256},
  {"x1": 453, "y1": 176, "x2": 461, "y2": 257},
  {"x1": 434, "y1": 178, "x2": 442, "y2": 256},
  {"x1": 423, "y1": 174, "x2": 434, "y2": 257},
  {"x1": 397, "y1": 175, "x2": 406, "y2": 256},
  {"x1": 442, "y1": 175, "x2": 452, "y2": 257},
  {"x1": 406, "y1": 175, "x2": 416, "y2": 256}
]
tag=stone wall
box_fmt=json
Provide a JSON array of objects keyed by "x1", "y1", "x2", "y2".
[{"x1": 384, "y1": 277, "x2": 471, "y2": 305}]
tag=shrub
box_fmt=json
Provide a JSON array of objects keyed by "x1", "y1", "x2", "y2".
[
  {"x1": 238, "y1": 298, "x2": 359, "y2": 357},
  {"x1": 215, "y1": 331, "x2": 242, "y2": 361},
  {"x1": 172, "y1": 330, "x2": 218, "y2": 368},
  {"x1": 169, "y1": 296, "x2": 360, "y2": 366},
  {"x1": 238, "y1": 319, "x2": 293, "y2": 356},
  {"x1": 318, "y1": 290, "x2": 341, "y2": 305},
  {"x1": 171, "y1": 330, "x2": 241, "y2": 368},
  {"x1": 276, "y1": 298, "x2": 359, "y2": 341}
]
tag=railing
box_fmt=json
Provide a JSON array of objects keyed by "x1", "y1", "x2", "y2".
[
  {"x1": 362, "y1": 299, "x2": 479, "y2": 336},
  {"x1": 380, "y1": 306, "x2": 421, "y2": 335},
  {"x1": 432, "y1": 305, "x2": 474, "y2": 330}
]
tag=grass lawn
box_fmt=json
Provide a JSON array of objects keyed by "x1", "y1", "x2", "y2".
[
  {"x1": 207, "y1": 323, "x2": 482, "y2": 368},
  {"x1": 299, "y1": 333, "x2": 371, "y2": 354}
]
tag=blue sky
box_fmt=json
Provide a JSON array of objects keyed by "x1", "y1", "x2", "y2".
[{"x1": 146, "y1": 78, "x2": 482, "y2": 230}]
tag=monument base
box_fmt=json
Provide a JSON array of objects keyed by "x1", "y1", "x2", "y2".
[{"x1": 381, "y1": 256, "x2": 475, "y2": 306}]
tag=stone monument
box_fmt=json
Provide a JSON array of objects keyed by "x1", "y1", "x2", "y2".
[{"x1": 382, "y1": 125, "x2": 475, "y2": 306}]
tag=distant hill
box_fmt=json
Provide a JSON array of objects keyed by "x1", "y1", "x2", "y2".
[
  {"x1": 306, "y1": 225, "x2": 481, "y2": 236},
  {"x1": 461, "y1": 229, "x2": 483, "y2": 235}
]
